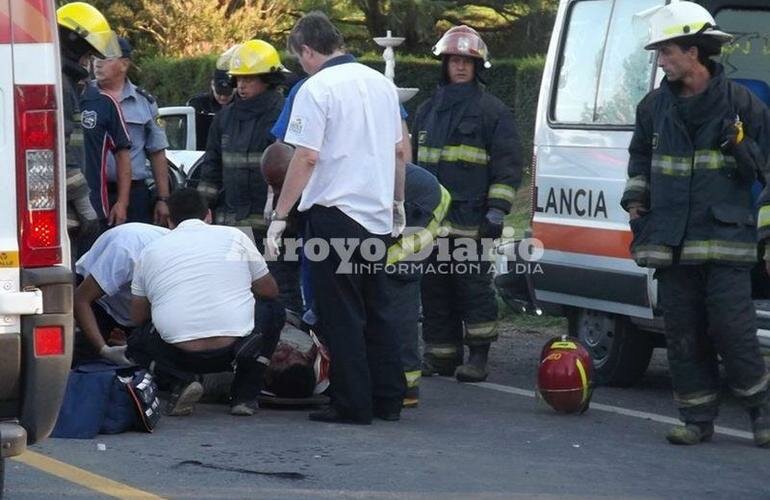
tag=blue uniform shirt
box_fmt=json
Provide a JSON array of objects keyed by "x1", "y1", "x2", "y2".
[
  {"x1": 98, "y1": 80, "x2": 169, "y2": 182},
  {"x1": 79, "y1": 84, "x2": 132, "y2": 219}
]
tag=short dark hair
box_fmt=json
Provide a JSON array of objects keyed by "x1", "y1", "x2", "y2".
[
  {"x1": 287, "y1": 11, "x2": 344, "y2": 56},
  {"x1": 673, "y1": 35, "x2": 722, "y2": 66},
  {"x1": 168, "y1": 188, "x2": 207, "y2": 224}
]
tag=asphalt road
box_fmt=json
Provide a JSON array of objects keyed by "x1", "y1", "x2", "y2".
[{"x1": 4, "y1": 318, "x2": 769, "y2": 499}]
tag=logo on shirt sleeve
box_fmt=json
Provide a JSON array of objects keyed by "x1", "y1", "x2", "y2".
[
  {"x1": 82, "y1": 110, "x2": 97, "y2": 129},
  {"x1": 288, "y1": 116, "x2": 304, "y2": 136}
]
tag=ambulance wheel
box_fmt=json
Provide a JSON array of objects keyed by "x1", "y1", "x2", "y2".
[{"x1": 568, "y1": 308, "x2": 653, "y2": 387}]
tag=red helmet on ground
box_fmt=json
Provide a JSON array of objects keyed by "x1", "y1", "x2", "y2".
[
  {"x1": 537, "y1": 336, "x2": 593, "y2": 414},
  {"x1": 432, "y1": 25, "x2": 491, "y2": 68}
]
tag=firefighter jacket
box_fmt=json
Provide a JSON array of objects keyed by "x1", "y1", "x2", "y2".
[
  {"x1": 197, "y1": 90, "x2": 283, "y2": 230},
  {"x1": 411, "y1": 81, "x2": 522, "y2": 238},
  {"x1": 62, "y1": 58, "x2": 93, "y2": 231},
  {"x1": 621, "y1": 63, "x2": 770, "y2": 268}
]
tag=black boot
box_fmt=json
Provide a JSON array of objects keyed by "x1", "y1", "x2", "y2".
[{"x1": 455, "y1": 345, "x2": 490, "y2": 382}]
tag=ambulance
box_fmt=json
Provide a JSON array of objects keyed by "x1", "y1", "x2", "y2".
[
  {"x1": 512, "y1": 0, "x2": 770, "y2": 385},
  {"x1": 0, "y1": 0, "x2": 73, "y2": 483}
]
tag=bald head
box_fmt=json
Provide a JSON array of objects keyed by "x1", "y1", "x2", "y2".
[{"x1": 261, "y1": 142, "x2": 295, "y2": 190}]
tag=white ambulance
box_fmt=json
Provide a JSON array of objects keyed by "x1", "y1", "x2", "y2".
[
  {"x1": 510, "y1": 0, "x2": 770, "y2": 385},
  {"x1": 0, "y1": 0, "x2": 73, "y2": 484}
]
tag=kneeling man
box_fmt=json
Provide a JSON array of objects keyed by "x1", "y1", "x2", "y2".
[{"x1": 129, "y1": 188, "x2": 285, "y2": 416}]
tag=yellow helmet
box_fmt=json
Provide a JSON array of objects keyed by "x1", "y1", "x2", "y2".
[
  {"x1": 228, "y1": 40, "x2": 287, "y2": 76},
  {"x1": 56, "y1": 2, "x2": 121, "y2": 59},
  {"x1": 217, "y1": 43, "x2": 243, "y2": 71}
]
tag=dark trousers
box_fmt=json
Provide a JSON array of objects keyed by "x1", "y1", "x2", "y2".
[
  {"x1": 73, "y1": 300, "x2": 124, "y2": 366},
  {"x1": 254, "y1": 229, "x2": 303, "y2": 314},
  {"x1": 127, "y1": 299, "x2": 285, "y2": 404},
  {"x1": 305, "y1": 205, "x2": 405, "y2": 420},
  {"x1": 383, "y1": 271, "x2": 422, "y2": 387},
  {"x1": 657, "y1": 264, "x2": 769, "y2": 423},
  {"x1": 108, "y1": 180, "x2": 153, "y2": 224},
  {"x1": 421, "y1": 239, "x2": 498, "y2": 367}
]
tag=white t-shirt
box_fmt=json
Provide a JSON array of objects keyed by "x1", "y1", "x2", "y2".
[
  {"x1": 284, "y1": 61, "x2": 402, "y2": 235},
  {"x1": 131, "y1": 219, "x2": 269, "y2": 344},
  {"x1": 75, "y1": 223, "x2": 170, "y2": 326}
]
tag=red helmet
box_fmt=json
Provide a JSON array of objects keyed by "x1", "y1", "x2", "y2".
[
  {"x1": 432, "y1": 25, "x2": 491, "y2": 68},
  {"x1": 537, "y1": 336, "x2": 593, "y2": 414}
]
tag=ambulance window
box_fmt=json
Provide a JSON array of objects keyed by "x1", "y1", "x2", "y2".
[
  {"x1": 552, "y1": 0, "x2": 663, "y2": 126},
  {"x1": 716, "y1": 8, "x2": 770, "y2": 93}
]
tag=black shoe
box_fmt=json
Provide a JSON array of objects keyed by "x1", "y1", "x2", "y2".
[
  {"x1": 308, "y1": 407, "x2": 371, "y2": 425},
  {"x1": 374, "y1": 409, "x2": 401, "y2": 421}
]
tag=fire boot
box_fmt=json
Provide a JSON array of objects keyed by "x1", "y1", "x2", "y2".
[
  {"x1": 750, "y1": 405, "x2": 770, "y2": 448},
  {"x1": 665, "y1": 422, "x2": 714, "y2": 445},
  {"x1": 455, "y1": 345, "x2": 490, "y2": 383}
]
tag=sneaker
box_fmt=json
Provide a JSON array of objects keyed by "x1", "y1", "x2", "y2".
[
  {"x1": 230, "y1": 401, "x2": 258, "y2": 416},
  {"x1": 750, "y1": 406, "x2": 770, "y2": 448},
  {"x1": 665, "y1": 422, "x2": 714, "y2": 445},
  {"x1": 165, "y1": 381, "x2": 203, "y2": 417}
]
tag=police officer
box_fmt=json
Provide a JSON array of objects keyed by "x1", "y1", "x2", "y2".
[
  {"x1": 56, "y1": 2, "x2": 122, "y2": 256},
  {"x1": 412, "y1": 26, "x2": 522, "y2": 383},
  {"x1": 384, "y1": 164, "x2": 451, "y2": 407},
  {"x1": 187, "y1": 69, "x2": 234, "y2": 151},
  {"x1": 196, "y1": 40, "x2": 302, "y2": 312},
  {"x1": 94, "y1": 37, "x2": 171, "y2": 226},
  {"x1": 622, "y1": 2, "x2": 770, "y2": 447}
]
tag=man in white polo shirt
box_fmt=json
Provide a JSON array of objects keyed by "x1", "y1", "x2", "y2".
[
  {"x1": 268, "y1": 11, "x2": 406, "y2": 424},
  {"x1": 74, "y1": 222, "x2": 169, "y2": 366},
  {"x1": 129, "y1": 188, "x2": 286, "y2": 416}
]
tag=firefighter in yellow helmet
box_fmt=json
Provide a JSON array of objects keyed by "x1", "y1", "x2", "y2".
[
  {"x1": 57, "y1": 2, "x2": 123, "y2": 257},
  {"x1": 412, "y1": 25, "x2": 522, "y2": 383},
  {"x1": 197, "y1": 40, "x2": 302, "y2": 312}
]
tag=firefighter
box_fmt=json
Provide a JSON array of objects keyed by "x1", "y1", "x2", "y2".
[
  {"x1": 622, "y1": 2, "x2": 770, "y2": 447},
  {"x1": 56, "y1": 2, "x2": 122, "y2": 257},
  {"x1": 196, "y1": 40, "x2": 302, "y2": 312},
  {"x1": 412, "y1": 25, "x2": 522, "y2": 382}
]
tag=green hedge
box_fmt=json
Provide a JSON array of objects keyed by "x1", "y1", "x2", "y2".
[{"x1": 133, "y1": 53, "x2": 544, "y2": 156}]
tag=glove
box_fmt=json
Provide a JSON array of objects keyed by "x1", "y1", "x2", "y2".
[
  {"x1": 479, "y1": 208, "x2": 506, "y2": 239},
  {"x1": 263, "y1": 187, "x2": 274, "y2": 223},
  {"x1": 266, "y1": 220, "x2": 287, "y2": 260},
  {"x1": 392, "y1": 201, "x2": 406, "y2": 237},
  {"x1": 99, "y1": 345, "x2": 132, "y2": 366},
  {"x1": 719, "y1": 115, "x2": 744, "y2": 153}
]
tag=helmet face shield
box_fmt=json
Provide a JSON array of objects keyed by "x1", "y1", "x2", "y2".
[{"x1": 86, "y1": 30, "x2": 122, "y2": 59}]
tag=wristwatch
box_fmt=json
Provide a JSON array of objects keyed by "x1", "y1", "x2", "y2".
[{"x1": 269, "y1": 210, "x2": 287, "y2": 222}]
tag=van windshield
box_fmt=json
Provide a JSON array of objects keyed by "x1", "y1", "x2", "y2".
[
  {"x1": 716, "y1": 8, "x2": 770, "y2": 105},
  {"x1": 552, "y1": 0, "x2": 663, "y2": 127}
]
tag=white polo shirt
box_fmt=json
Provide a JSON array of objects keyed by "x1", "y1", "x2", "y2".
[
  {"x1": 284, "y1": 60, "x2": 402, "y2": 235},
  {"x1": 75, "y1": 223, "x2": 170, "y2": 326},
  {"x1": 131, "y1": 219, "x2": 269, "y2": 344}
]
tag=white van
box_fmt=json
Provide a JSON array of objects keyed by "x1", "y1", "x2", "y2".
[
  {"x1": 498, "y1": 0, "x2": 770, "y2": 386},
  {"x1": 0, "y1": 0, "x2": 73, "y2": 484}
]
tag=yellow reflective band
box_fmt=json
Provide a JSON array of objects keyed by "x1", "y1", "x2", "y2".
[
  {"x1": 680, "y1": 240, "x2": 757, "y2": 262},
  {"x1": 758, "y1": 206, "x2": 770, "y2": 229},
  {"x1": 673, "y1": 391, "x2": 719, "y2": 407},
  {"x1": 551, "y1": 341, "x2": 577, "y2": 350},
  {"x1": 425, "y1": 344, "x2": 460, "y2": 358},
  {"x1": 466, "y1": 321, "x2": 497, "y2": 338},
  {"x1": 222, "y1": 151, "x2": 263, "y2": 169},
  {"x1": 488, "y1": 183, "x2": 516, "y2": 204},
  {"x1": 441, "y1": 221, "x2": 479, "y2": 238},
  {"x1": 624, "y1": 175, "x2": 649, "y2": 194},
  {"x1": 417, "y1": 145, "x2": 488, "y2": 166},
  {"x1": 632, "y1": 245, "x2": 674, "y2": 266},
  {"x1": 405, "y1": 370, "x2": 422, "y2": 388},
  {"x1": 731, "y1": 372, "x2": 770, "y2": 398},
  {"x1": 662, "y1": 22, "x2": 710, "y2": 36},
  {"x1": 386, "y1": 185, "x2": 451, "y2": 265},
  {"x1": 575, "y1": 358, "x2": 589, "y2": 405},
  {"x1": 651, "y1": 155, "x2": 691, "y2": 176}
]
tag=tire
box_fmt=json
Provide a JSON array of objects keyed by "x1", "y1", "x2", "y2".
[{"x1": 568, "y1": 308, "x2": 653, "y2": 387}]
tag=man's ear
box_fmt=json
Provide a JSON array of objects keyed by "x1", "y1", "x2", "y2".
[{"x1": 204, "y1": 209, "x2": 213, "y2": 224}]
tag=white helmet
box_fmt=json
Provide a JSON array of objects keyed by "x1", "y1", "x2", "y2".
[{"x1": 644, "y1": 1, "x2": 732, "y2": 50}]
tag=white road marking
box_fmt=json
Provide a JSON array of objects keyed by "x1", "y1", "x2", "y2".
[{"x1": 459, "y1": 380, "x2": 754, "y2": 441}]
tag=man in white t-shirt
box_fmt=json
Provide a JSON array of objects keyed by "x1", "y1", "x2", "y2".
[
  {"x1": 74, "y1": 223, "x2": 169, "y2": 366},
  {"x1": 267, "y1": 11, "x2": 407, "y2": 424},
  {"x1": 128, "y1": 188, "x2": 285, "y2": 416}
]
